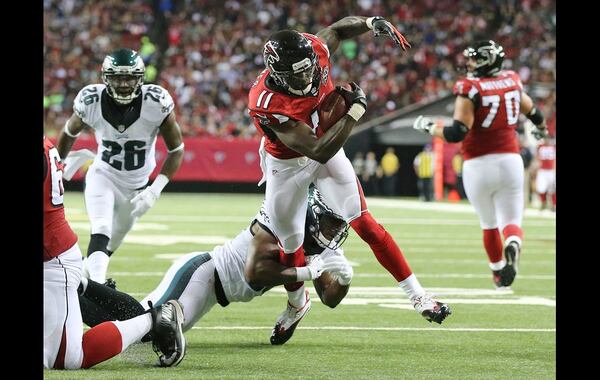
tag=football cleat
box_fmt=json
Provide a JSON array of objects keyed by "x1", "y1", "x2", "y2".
[
  {"x1": 149, "y1": 300, "x2": 186, "y2": 367},
  {"x1": 504, "y1": 241, "x2": 521, "y2": 273},
  {"x1": 411, "y1": 293, "x2": 452, "y2": 324},
  {"x1": 493, "y1": 241, "x2": 521, "y2": 288},
  {"x1": 270, "y1": 290, "x2": 311, "y2": 345}
]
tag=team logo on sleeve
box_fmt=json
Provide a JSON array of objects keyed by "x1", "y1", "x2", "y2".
[{"x1": 321, "y1": 66, "x2": 329, "y2": 84}]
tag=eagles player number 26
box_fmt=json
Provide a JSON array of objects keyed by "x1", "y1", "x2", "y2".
[{"x1": 101, "y1": 140, "x2": 146, "y2": 171}]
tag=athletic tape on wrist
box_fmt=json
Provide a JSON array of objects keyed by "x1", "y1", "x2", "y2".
[{"x1": 347, "y1": 104, "x2": 366, "y2": 121}]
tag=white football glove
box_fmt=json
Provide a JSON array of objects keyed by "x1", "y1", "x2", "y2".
[
  {"x1": 413, "y1": 115, "x2": 437, "y2": 136},
  {"x1": 130, "y1": 174, "x2": 169, "y2": 218},
  {"x1": 321, "y1": 255, "x2": 353, "y2": 285},
  {"x1": 304, "y1": 255, "x2": 325, "y2": 280},
  {"x1": 62, "y1": 149, "x2": 95, "y2": 181},
  {"x1": 531, "y1": 126, "x2": 549, "y2": 140}
]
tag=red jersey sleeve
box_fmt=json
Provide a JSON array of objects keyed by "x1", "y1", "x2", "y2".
[{"x1": 453, "y1": 78, "x2": 480, "y2": 105}]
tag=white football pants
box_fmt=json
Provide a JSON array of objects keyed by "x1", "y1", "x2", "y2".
[
  {"x1": 84, "y1": 165, "x2": 140, "y2": 252},
  {"x1": 259, "y1": 140, "x2": 362, "y2": 253},
  {"x1": 44, "y1": 243, "x2": 84, "y2": 369},
  {"x1": 535, "y1": 169, "x2": 556, "y2": 194},
  {"x1": 462, "y1": 153, "x2": 524, "y2": 230},
  {"x1": 141, "y1": 252, "x2": 218, "y2": 332}
]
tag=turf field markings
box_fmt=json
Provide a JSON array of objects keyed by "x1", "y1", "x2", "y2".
[
  {"x1": 66, "y1": 214, "x2": 555, "y2": 227},
  {"x1": 123, "y1": 234, "x2": 229, "y2": 246},
  {"x1": 69, "y1": 222, "x2": 169, "y2": 231},
  {"x1": 106, "y1": 271, "x2": 555, "y2": 280},
  {"x1": 190, "y1": 326, "x2": 555, "y2": 332},
  {"x1": 353, "y1": 273, "x2": 555, "y2": 280}
]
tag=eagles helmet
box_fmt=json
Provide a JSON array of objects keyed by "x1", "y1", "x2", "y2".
[
  {"x1": 463, "y1": 40, "x2": 505, "y2": 78},
  {"x1": 263, "y1": 30, "x2": 320, "y2": 95},
  {"x1": 306, "y1": 184, "x2": 349, "y2": 251},
  {"x1": 101, "y1": 48, "x2": 145, "y2": 104}
]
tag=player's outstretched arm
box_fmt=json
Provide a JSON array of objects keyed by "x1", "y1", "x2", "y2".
[
  {"x1": 413, "y1": 96, "x2": 473, "y2": 143},
  {"x1": 317, "y1": 16, "x2": 411, "y2": 54},
  {"x1": 56, "y1": 113, "x2": 86, "y2": 159},
  {"x1": 244, "y1": 224, "x2": 324, "y2": 288},
  {"x1": 313, "y1": 254, "x2": 352, "y2": 308}
]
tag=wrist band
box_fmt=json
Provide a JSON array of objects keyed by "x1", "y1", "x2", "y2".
[
  {"x1": 150, "y1": 173, "x2": 169, "y2": 194},
  {"x1": 64, "y1": 121, "x2": 81, "y2": 138},
  {"x1": 347, "y1": 103, "x2": 366, "y2": 121},
  {"x1": 367, "y1": 16, "x2": 383, "y2": 29},
  {"x1": 296, "y1": 267, "x2": 312, "y2": 281},
  {"x1": 167, "y1": 142, "x2": 185, "y2": 154}
]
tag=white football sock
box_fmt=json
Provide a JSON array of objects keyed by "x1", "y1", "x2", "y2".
[
  {"x1": 287, "y1": 286, "x2": 307, "y2": 309},
  {"x1": 399, "y1": 274, "x2": 426, "y2": 300},
  {"x1": 85, "y1": 251, "x2": 110, "y2": 284},
  {"x1": 112, "y1": 313, "x2": 152, "y2": 350},
  {"x1": 489, "y1": 259, "x2": 507, "y2": 271}
]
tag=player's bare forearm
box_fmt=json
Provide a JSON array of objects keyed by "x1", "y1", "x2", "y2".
[
  {"x1": 317, "y1": 16, "x2": 369, "y2": 53},
  {"x1": 56, "y1": 114, "x2": 85, "y2": 158},
  {"x1": 312, "y1": 115, "x2": 356, "y2": 162},
  {"x1": 313, "y1": 272, "x2": 349, "y2": 308},
  {"x1": 56, "y1": 131, "x2": 76, "y2": 159},
  {"x1": 273, "y1": 117, "x2": 355, "y2": 163},
  {"x1": 159, "y1": 112, "x2": 185, "y2": 179},
  {"x1": 159, "y1": 150, "x2": 184, "y2": 179}
]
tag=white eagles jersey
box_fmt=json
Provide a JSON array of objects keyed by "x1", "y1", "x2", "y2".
[
  {"x1": 211, "y1": 227, "x2": 265, "y2": 303},
  {"x1": 73, "y1": 83, "x2": 175, "y2": 189}
]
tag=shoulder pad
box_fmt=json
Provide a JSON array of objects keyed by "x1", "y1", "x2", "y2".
[
  {"x1": 141, "y1": 85, "x2": 175, "y2": 123},
  {"x1": 73, "y1": 84, "x2": 104, "y2": 126},
  {"x1": 453, "y1": 78, "x2": 479, "y2": 101}
]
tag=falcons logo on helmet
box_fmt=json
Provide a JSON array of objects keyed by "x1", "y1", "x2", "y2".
[{"x1": 263, "y1": 41, "x2": 280, "y2": 66}]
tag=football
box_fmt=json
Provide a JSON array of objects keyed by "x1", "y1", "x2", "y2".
[{"x1": 316, "y1": 83, "x2": 351, "y2": 136}]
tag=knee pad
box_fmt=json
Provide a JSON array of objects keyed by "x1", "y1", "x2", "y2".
[
  {"x1": 350, "y1": 212, "x2": 387, "y2": 245},
  {"x1": 87, "y1": 234, "x2": 110, "y2": 257}
]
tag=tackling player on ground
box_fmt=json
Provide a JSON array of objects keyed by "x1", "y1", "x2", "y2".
[
  {"x1": 44, "y1": 137, "x2": 185, "y2": 369},
  {"x1": 78, "y1": 186, "x2": 354, "y2": 348},
  {"x1": 247, "y1": 16, "x2": 450, "y2": 344},
  {"x1": 56, "y1": 48, "x2": 184, "y2": 285},
  {"x1": 413, "y1": 40, "x2": 549, "y2": 288}
]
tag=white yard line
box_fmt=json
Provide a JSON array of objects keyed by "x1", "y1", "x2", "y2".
[
  {"x1": 109, "y1": 271, "x2": 555, "y2": 280},
  {"x1": 190, "y1": 326, "x2": 555, "y2": 332}
]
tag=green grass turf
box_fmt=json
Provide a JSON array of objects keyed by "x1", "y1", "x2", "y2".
[{"x1": 45, "y1": 192, "x2": 555, "y2": 379}]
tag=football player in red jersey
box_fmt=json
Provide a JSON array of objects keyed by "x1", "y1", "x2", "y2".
[
  {"x1": 247, "y1": 16, "x2": 450, "y2": 345},
  {"x1": 413, "y1": 40, "x2": 549, "y2": 288},
  {"x1": 534, "y1": 137, "x2": 556, "y2": 211},
  {"x1": 43, "y1": 137, "x2": 186, "y2": 369}
]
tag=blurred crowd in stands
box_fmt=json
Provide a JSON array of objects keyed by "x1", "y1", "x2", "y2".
[{"x1": 44, "y1": 0, "x2": 555, "y2": 139}]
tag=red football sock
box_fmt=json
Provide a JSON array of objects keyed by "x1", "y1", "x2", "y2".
[
  {"x1": 539, "y1": 192, "x2": 547, "y2": 207},
  {"x1": 81, "y1": 322, "x2": 123, "y2": 369},
  {"x1": 483, "y1": 228, "x2": 503, "y2": 264},
  {"x1": 280, "y1": 246, "x2": 305, "y2": 292},
  {"x1": 350, "y1": 211, "x2": 413, "y2": 282},
  {"x1": 551, "y1": 193, "x2": 556, "y2": 207},
  {"x1": 502, "y1": 224, "x2": 524, "y2": 243}
]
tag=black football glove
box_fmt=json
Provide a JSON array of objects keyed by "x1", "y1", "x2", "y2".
[
  {"x1": 336, "y1": 82, "x2": 367, "y2": 110},
  {"x1": 371, "y1": 17, "x2": 411, "y2": 50}
]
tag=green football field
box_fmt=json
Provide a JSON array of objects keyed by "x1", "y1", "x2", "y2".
[{"x1": 45, "y1": 192, "x2": 556, "y2": 379}]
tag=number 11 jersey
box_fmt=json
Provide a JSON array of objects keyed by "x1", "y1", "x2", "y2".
[{"x1": 73, "y1": 83, "x2": 174, "y2": 188}]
